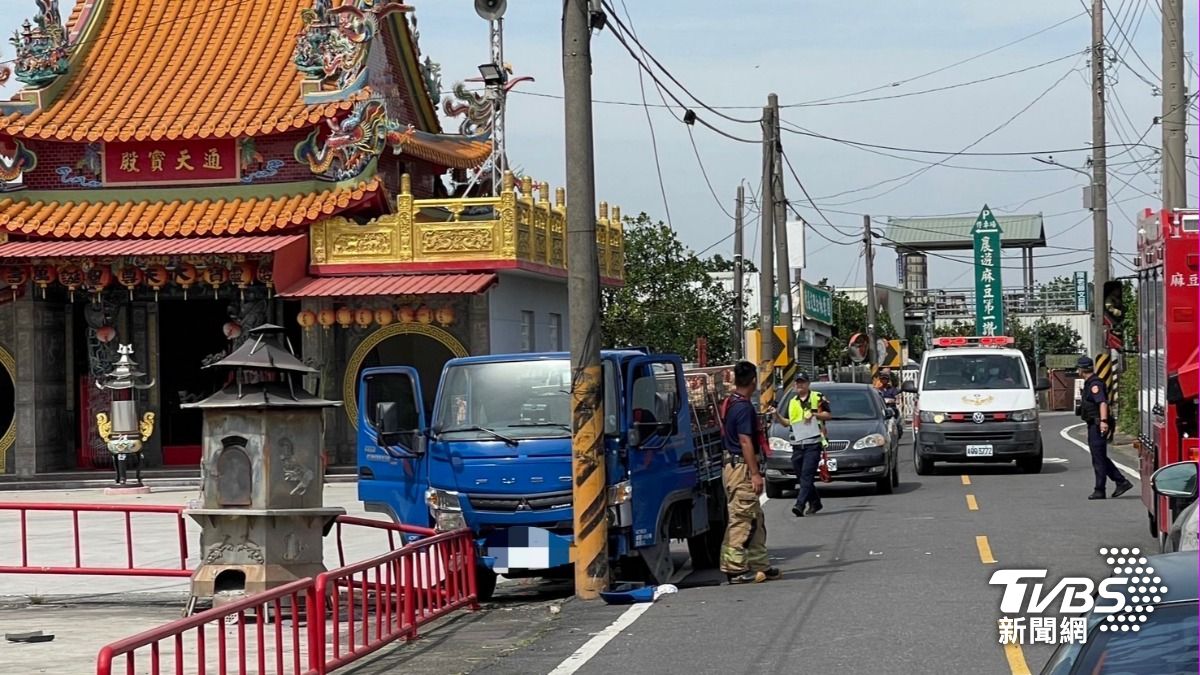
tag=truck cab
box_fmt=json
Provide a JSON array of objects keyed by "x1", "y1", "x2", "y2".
[{"x1": 356, "y1": 350, "x2": 726, "y2": 598}]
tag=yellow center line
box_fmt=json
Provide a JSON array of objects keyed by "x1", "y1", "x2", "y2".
[
  {"x1": 975, "y1": 535, "x2": 997, "y2": 564},
  {"x1": 1004, "y1": 641, "x2": 1032, "y2": 674},
  {"x1": 961, "y1": 475, "x2": 971, "y2": 485},
  {"x1": 966, "y1": 494, "x2": 979, "y2": 511}
]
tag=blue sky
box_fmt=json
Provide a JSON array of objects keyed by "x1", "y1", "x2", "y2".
[{"x1": 1, "y1": 0, "x2": 1196, "y2": 290}]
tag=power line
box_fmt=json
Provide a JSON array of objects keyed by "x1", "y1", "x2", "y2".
[
  {"x1": 1102, "y1": 0, "x2": 1161, "y2": 84},
  {"x1": 778, "y1": 151, "x2": 859, "y2": 242}
]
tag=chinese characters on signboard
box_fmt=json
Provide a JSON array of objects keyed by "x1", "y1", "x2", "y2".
[
  {"x1": 1073, "y1": 271, "x2": 1089, "y2": 312},
  {"x1": 102, "y1": 139, "x2": 239, "y2": 186},
  {"x1": 1169, "y1": 272, "x2": 1200, "y2": 287},
  {"x1": 972, "y1": 205, "x2": 1004, "y2": 337},
  {"x1": 801, "y1": 282, "x2": 833, "y2": 325}
]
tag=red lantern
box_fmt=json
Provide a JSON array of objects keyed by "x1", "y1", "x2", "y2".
[
  {"x1": 58, "y1": 264, "x2": 84, "y2": 301},
  {"x1": 355, "y1": 308, "x2": 373, "y2": 327},
  {"x1": 175, "y1": 263, "x2": 198, "y2": 299},
  {"x1": 95, "y1": 325, "x2": 116, "y2": 343},
  {"x1": 435, "y1": 306, "x2": 456, "y2": 327},
  {"x1": 1, "y1": 265, "x2": 27, "y2": 300},
  {"x1": 117, "y1": 265, "x2": 144, "y2": 300},
  {"x1": 222, "y1": 321, "x2": 242, "y2": 340},
  {"x1": 335, "y1": 306, "x2": 353, "y2": 328},
  {"x1": 31, "y1": 264, "x2": 56, "y2": 298},
  {"x1": 256, "y1": 262, "x2": 275, "y2": 298},
  {"x1": 416, "y1": 304, "x2": 433, "y2": 325},
  {"x1": 203, "y1": 264, "x2": 228, "y2": 299},
  {"x1": 144, "y1": 264, "x2": 169, "y2": 301},
  {"x1": 317, "y1": 308, "x2": 336, "y2": 330},
  {"x1": 228, "y1": 260, "x2": 256, "y2": 288},
  {"x1": 297, "y1": 310, "x2": 317, "y2": 331},
  {"x1": 375, "y1": 308, "x2": 394, "y2": 326},
  {"x1": 397, "y1": 306, "x2": 415, "y2": 323}
]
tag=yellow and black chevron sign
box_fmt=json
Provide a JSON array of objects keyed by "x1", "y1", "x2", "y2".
[{"x1": 1094, "y1": 352, "x2": 1115, "y2": 392}]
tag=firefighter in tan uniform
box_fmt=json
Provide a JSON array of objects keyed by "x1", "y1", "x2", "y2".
[{"x1": 718, "y1": 361, "x2": 781, "y2": 584}]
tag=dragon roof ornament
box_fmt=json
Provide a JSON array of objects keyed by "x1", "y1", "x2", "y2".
[
  {"x1": 294, "y1": 0, "x2": 414, "y2": 96},
  {"x1": 9, "y1": 0, "x2": 70, "y2": 87}
]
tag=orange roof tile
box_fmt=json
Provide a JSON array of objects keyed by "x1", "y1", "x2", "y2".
[
  {"x1": 399, "y1": 130, "x2": 493, "y2": 170},
  {"x1": 0, "y1": 177, "x2": 381, "y2": 239},
  {"x1": 0, "y1": 0, "x2": 365, "y2": 143}
]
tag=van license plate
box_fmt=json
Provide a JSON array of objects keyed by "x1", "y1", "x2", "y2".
[{"x1": 966, "y1": 445, "x2": 993, "y2": 458}]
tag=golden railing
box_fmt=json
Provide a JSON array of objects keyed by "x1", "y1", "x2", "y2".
[{"x1": 309, "y1": 171, "x2": 624, "y2": 280}]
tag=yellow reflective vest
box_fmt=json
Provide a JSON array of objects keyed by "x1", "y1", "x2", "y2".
[{"x1": 787, "y1": 391, "x2": 828, "y2": 448}]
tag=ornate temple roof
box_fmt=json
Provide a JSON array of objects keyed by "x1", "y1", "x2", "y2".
[
  {"x1": 0, "y1": 176, "x2": 382, "y2": 238},
  {"x1": 0, "y1": 0, "x2": 370, "y2": 142}
]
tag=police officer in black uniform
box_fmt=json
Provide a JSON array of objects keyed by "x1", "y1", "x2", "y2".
[{"x1": 1077, "y1": 356, "x2": 1134, "y2": 500}]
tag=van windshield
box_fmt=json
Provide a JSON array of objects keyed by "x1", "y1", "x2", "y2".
[
  {"x1": 433, "y1": 359, "x2": 617, "y2": 441},
  {"x1": 921, "y1": 354, "x2": 1029, "y2": 391}
]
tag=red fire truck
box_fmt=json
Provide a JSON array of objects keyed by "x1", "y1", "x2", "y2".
[{"x1": 1134, "y1": 207, "x2": 1199, "y2": 541}]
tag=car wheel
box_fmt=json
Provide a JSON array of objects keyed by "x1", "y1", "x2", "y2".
[
  {"x1": 913, "y1": 444, "x2": 934, "y2": 476},
  {"x1": 876, "y1": 469, "x2": 894, "y2": 494},
  {"x1": 891, "y1": 454, "x2": 900, "y2": 488},
  {"x1": 765, "y1": 480, "x2": 786, "y2": 499}
]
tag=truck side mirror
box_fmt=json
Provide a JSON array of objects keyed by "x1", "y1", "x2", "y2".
[
  {"x1": 1035, "y1": 378, "x2": 1051, "y2": 392},
  {"x1": 1151, "y1": 461, "x2": 1198, "y2": 500},
  {"x1": 901, "y1": 381, "x2": 918, "y2": 394}
]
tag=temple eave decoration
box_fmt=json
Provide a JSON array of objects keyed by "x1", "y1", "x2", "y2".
[{"x1": 10, "y1": 0, "x2": 70, "y2": 88}]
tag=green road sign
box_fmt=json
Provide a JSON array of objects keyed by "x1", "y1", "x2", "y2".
[
  {"x1": 971, "y1": 205, "x2": 1004, "y2": 336},
  {"x1": 801, "y1": 282, "x2": 833, "y2": 324}
]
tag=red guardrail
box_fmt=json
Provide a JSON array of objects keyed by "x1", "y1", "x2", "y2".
[
  {"x1": 0, "y1": 502, "x2": 191, "y2": 577},
  {"x1": 95, "y1": 578, "x2": 318, "y2": 675},
  {"x1": 312, "y1": 528, "x2": 478, "y2": 674},
  {"x1": 331, "y1": 515, "x2": 435, "y2": 568}
]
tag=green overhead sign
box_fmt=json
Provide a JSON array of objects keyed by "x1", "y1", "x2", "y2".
[
  {"x1": 971, "y1": 205, "x2": 1004, "y2": 336},
  {"x1": 801, "y1": 282, "x2": 833, "y2": 325}
]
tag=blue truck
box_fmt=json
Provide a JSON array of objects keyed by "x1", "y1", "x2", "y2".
[{"x1": 356, "y1": 351, "x2": 729, "y2": 599}]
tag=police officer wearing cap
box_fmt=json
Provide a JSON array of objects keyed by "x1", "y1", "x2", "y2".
[
  {"x1": 1077, "y1": 356, "x2": 1134, "y2": 500},
  {"x1": 775, "y1": 371, "x2": 831, "y2": 517}
]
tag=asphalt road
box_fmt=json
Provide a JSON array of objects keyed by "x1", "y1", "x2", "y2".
[{"x1": 484, "y1": 412, "x2": 1158, "y2": 675}]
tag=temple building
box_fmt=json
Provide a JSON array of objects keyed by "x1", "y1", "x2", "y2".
[{"x1": 0, "y1": 0, "x2": 624, "y2": 476}]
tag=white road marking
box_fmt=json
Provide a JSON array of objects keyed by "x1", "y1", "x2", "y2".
[
  {"x1": 548, "y1": 491, "x2": 766, "y2": 674},
  {"x1": 1059, "y1": 423, "x2": 1140, "y2": 481}
]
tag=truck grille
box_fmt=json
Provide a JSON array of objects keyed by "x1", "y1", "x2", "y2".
[
  {"x1": 469, "y1": 491, "x2": 572, "y2": 513},
  {"x1": 943, "y1": 430, "x2": 1016, "y2": 443}
]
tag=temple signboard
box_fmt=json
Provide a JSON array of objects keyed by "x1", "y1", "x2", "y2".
[{"x1": 103, "y1": 139, "x2": 239, "y2": 186}]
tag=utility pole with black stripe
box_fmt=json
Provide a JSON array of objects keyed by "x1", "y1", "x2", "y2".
[{"x1": 758, "y1": 97, "x2": 776, "y2": 407}]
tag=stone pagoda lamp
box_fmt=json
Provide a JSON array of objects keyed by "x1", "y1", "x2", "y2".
[{"x1": 182, "y1": 324, "x2": 343, "y2": 602}]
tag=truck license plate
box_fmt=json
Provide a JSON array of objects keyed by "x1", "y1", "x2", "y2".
[
  {"x1": 826, "y1": 458, "x2": 837, "y2": 472},
  {"x1": 966, "y1": 444, "x2": 993, "y2": 458}
]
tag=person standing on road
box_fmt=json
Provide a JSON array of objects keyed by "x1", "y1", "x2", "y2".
[
  {"x1": 1077, "y1": 356, "x2": 1134, "y2": 500},
  {"x1": 719, "y1": 361, "x2": 781, "y2": 584},
  {"x1": 775, "y1": 372, "x2": 831, "y2": 518}
]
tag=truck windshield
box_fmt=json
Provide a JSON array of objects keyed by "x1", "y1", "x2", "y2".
[
  {"x1": 434, "y1": 359, "x2": 617, "y2": 441},
  {"x1": 921, "y1": 354, "x2": 1029, "y2": 391}
]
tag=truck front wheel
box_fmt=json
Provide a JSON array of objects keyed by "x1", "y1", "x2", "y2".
[{"x1": 475, "y1": 566, "x2": 498, "y2": 602}]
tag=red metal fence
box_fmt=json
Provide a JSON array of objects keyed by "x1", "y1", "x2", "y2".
[{"x1": 0, "y1": 502, "x2": 191, "y2": 577}]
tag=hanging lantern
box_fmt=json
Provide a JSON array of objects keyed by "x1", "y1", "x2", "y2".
[
  {"x1": 415, "y1": 304, "x2": 433, "y2": 324},
  {"x1": 222, "y1": 321, "x2": 242, "y2": 341},
  {"x1": 31, "y1": 264, "x2": 56, "y2": 299},
  {"x1": 174, "y1": 262, "x2": 198, "y2": 300},
  {"x1": 228, "y1": 260, "x2": 256, "y2": 301},
  {"x1": 84, "y1": 265, "x2": 111, "y2": 303},
  {"x1": 144, "y1": 264, "x2": 169, "y2": 301},
  {"x1": 354, "y1": 308, "x2": 373, "y2": 328},
  {"x1": 116, "y1": 265, "x2": 144, "y2": 301},
  {"x1": 1, "y1": 265, "x2": 27, "y2": 301},
  {"x1": 256, "y1": 262, "x2": 275, "y2": 299},
  {"x1": 397, "y1": 305, "x2": 416, "y2": 323},
  {"x1": 203, "y1": 264, "x2": 228, "y2": 299},
  {"x1": 58, "y1": 264, "x2": 84, "y2": 302},
  {"x1": 335, "y1": 306, "x2": 353, "y2": 328},
  {"x1": 297, "y1": 310, "x2": 317, "y2": 331},
  {"x1": 435, "y1": 306, "x2": 456, "y2": 327},
  {"x1": 317, "y1": 308, "x2": 336, "y2": 330},
  {"x1": 374, "y1": 308, "x2": 394, "y2": 326},
  {"x1": 95, "y1": 325, "x2": 117, "y2": 343}
]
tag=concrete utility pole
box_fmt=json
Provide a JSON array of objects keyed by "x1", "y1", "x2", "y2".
[
  {"x1": 1090, "y1": 0, "x2": 1110, "y2": 352},
  {"x1": 769, "y1": 93, "x2": 794, "y2": 376},
  {"x1": 1162, "y1": 0, "x2": 1188, "y2": 209},
  {"x1": 758, "y1": 99, "x2": 776, "y2": 407},
  {"x1": 562, "y1": 0, "x2": 606, "y2": 600},
  {"x1": 863, "y1": 214, "x2": 879, "y2": 366},
  {"x1": 733, "y1": 184, "x2": 745, "y2": 358}
]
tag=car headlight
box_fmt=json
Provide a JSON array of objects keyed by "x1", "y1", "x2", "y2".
[
  {"x1": 919, "y1": 410, "x2": 944, "y2": 424},
  {"x1": 426, "y1": 488, "x2": 462, "y2": 512},
  {"x1": 1010, "y1": 408, "x2": 1039, "y2": 422},
  {"x1": 769, "y1": 437, "x2": 792, "y2": 455},
  {"x1": 607, "y1": 480, "x2": 633, "y2": 506},
  {"x1": 852, "y1": 433, "x2": 887, "y2": 450}
]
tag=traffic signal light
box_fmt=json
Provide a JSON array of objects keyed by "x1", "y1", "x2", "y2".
[{"x1": 1102, "y1": 280, "x2": 1125, "y2": 348}]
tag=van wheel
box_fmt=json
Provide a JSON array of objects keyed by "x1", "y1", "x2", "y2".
[
  {"x1": 475, "y1": 567, "x2": 498, "y2": 602},
  {"x1": 913, "y1": 445, "x2": 934, "y2": 476},
  {"x1": 1018, "y1": 441, "x2": 1043, "y2": 474}
]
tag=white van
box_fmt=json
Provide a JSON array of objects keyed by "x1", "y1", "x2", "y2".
[{"x1": 902, "y1": 336, "x2": 1049, "y2": 475}]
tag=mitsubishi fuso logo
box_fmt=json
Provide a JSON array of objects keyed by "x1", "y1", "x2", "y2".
[{"x1": 516, "y1": 499, "x2": 532, "y2": 511}]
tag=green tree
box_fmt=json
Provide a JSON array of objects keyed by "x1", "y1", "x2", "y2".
[
  {"x1": 602, "y1": 214, "x2": 737, "y2": 363},
  {"x1": 932, "y1": 318, "x2": 1083, "y2": 376}
]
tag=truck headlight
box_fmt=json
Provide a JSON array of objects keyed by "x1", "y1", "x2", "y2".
[
  {"x1": 769, "y1": 437, "x2": 792, "y2": 455},
  {"x1": 852, "y1": 433, "x2": 887, "y2": 450},
  {"x1": 426, "y1": 488, "x2": 462, "y2": 512},
  {"x1": 1010, "y1": 408, "x2": 1039, "y2": 422},
  {"x1": 607, "y1": 480, "x2": 633, "y2": 506}
]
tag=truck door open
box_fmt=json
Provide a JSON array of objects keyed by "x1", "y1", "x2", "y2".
[{"x1": 357, "y1": 366, "x2": 431, "y2": 529}]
